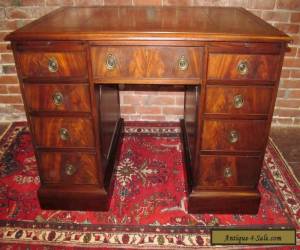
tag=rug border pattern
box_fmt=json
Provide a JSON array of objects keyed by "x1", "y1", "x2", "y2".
[{"x1": 0, "y1": 122, "x2": 299, "y2": 248}]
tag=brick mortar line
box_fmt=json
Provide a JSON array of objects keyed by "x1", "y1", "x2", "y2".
[
  {"x1": 270, "y1": 21, "x2": 300, "y2": 24},
  {"x1": 277, "y1": 97, "x2": 300, "y2": 100},
  {"x1": 276, "y1": 107, "x2": 300, "y2": 109},
  {"x1": 278, "y1": 88, "x2": 300, "y2": 90},
  {"x1": 2, "y1": 19, "x2": 36, "y2": 22},
  {"x1": 0, "y1": 103, "x2": 23, "y2": 105},
  {"x1": 261, "y1": 9, "x2": 300, "y2": 14},
  {"x1": 283, "y1": 67, "x2": 300, "y2": 70},
  {"x1": 120, "y1": 105, "x2": 182, "y2": 109}
]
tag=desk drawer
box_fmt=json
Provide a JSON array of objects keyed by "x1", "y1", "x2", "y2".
[
  {"x1": 39, "y1": 152, "x2": 98, "y2": 185},
  {"x1": 24, "y1": 84, "x2": 91, "y2": 112},
  {"x1": 91, "y1": 46, "x2": 202, "y2": 82},
  {"x1": 207, "y1": 54, "x2": 280, "y2": 81},
  {"x1": 18, "y1": 51, "x2": 88, "y2": 79},
  {"x1": 195, "y1": 155, "x2": 261, "y2": 188},
  {"x1": 205, "y1": 86, "x2": 273, "y2": 115},
  {"x1": 201, "y1": 120, "x2": 267, "y2": 151},
  {"x1": 31, "y1": 117, "x2": 95, "y2": 148}
]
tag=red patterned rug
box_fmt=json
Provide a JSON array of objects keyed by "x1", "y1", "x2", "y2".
[{"x1": 0, "y1": 121, "x2": 299, "y2": 249}]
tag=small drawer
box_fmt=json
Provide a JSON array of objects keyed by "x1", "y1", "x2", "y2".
[
  {"x1": 38, "y1": 152, "x2": 98, "y2": 185},
  {"x1": 18, "y1": 51, "x2": 88, "y2": 79},
  {"x1": 205, "y1": 86, "x2": 273, "y2": 115},
  {"x1": 91, "y1": 46, "x2": 202, "y2": 82},
  {"x1": 31, "y1": 117, "x2": 95, "y2": 148},
  {"x1": 23, "y1": 84, "x2": 91, "y2": 112},
  {"x1": 201, "y1": 119, "x2": 267, "y2": 151},
  {"x1": 207, "y1": 54, "x2": 280, "y2": 81},
  {"x1": 195, "y1": 155, "x2": 261, "y2": 188}
]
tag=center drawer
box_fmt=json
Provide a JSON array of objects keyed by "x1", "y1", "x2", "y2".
[
  {"x1": 31, "y1": 117, "x2": 95, "y2": 148},
  {"x1": 91, "y1": 46, "x2": 202, "y2": 83}
]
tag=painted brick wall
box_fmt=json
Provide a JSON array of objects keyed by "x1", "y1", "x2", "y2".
[{"x1": 0, "y1": 0, "x2": 299, "y2": 125}]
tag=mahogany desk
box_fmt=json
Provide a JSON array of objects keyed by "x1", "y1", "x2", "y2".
[{"x1": 5, "y1": 6, "x2": 290, "y2": 214}]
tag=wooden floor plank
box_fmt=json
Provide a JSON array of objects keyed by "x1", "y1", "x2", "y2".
[{"x1": 270, "y1": 127, "x2": 300, "y2": 182}]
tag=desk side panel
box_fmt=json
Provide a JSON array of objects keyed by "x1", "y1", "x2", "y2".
[{"x1": 98, "y1": 85, "x2": 121, "y2": 175}]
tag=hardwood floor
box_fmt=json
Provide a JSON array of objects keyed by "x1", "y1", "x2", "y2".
[
  {"x1": 0, "y1": 123, "x2": 10, "y2": 138},
  {"x1": 270, "y1": 127, "x2": 300, "y2": 182},
  {"x1": 0, "y1": 122, "x2": 299, "y2": 183}
]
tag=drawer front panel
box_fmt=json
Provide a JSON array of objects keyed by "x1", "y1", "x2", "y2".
[
  {"x1": 18, "y1": 51, "x2": 88, "y2": 78},
  {"x1": 196, "y1": 155, "x2": 261, "y2": 188},
  {"x1": 205, "y1": 86, "x2": 273, "y2": 115},
  {"x1": 39, "y1": 152, "x2": 98, "y2": 185},
  {"x1": 207, "y1": 54, "x2": 280, "y2": 81},
  {"x1": 31, "y1": 117, "x2": 95, "y2": 148},
  {"x1": 201, "y1": 120, "x2": 267, "y2": 151},
  {"x1": 23, "y1": 84, "x2": 91, "y2": 112},
  {"x1": 91, "y1": 46, "x2": 202, "y2": 81}
]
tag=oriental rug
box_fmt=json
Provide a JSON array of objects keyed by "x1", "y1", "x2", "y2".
[{"x1": 0, "y1": 121, "x2": 299, "y2": 249}]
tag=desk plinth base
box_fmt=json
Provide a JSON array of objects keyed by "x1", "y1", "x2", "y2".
[
  {"x1": 188, "y1": 190, "x2": 261, "y2": 214},
  {"x1": 38, "y1": 185, "x2": 109, "y2": 211}
]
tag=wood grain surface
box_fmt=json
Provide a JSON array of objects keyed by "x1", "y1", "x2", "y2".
[
  {"x1": 39, "y1": 151, "x2": 98, "y2": 185},
  {"x1": 207, "y1": 54, "x2": 280, "y2": 81},
  {"x1": 201, "y1": 119, "x2": 267, "y2": 151},
  {"x1": 195, "y1": 155, "x2": 261, "y2": 188},
  {"x1": 205, "y1": 85, "x2": 273, "y2": 115},
  {"x1": 18, "y1": 51, "x2": 87, "y2": 78},
  {"x1": 91, "y1": 46, "x2": 202, "y2": 82},
  {"x1": 5, "y1": 7, "x2": 290, "y2": 42},
  {"x1": 23, "y1": 84, "x2": 91, "y2": 112},
  {"x1": 31, "y1": 117, "x2": 95, "y2": 148}
]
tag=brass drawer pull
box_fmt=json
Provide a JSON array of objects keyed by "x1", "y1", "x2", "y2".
[
  {"x1": 59, "y1": 128, "x2": 70, "y2": 141},
  {"x1": 237, "y1": 60, "x2": 249, "y2": 75},
  {"x1": 106, "y1": 54, "x2": 117, "y2": 70},
  {"x1": 177, "y1": 55, "x2": 189, "y2": 71},
  {"x1": 48, "y1": 57, "x2": 58, "y2": 72},
  {"x1": 228, "y1": 130, "x2": 239, "y2": 144},
  {"x1": 233, "y1": 94, "x2": 244, "y2": 109},
  {"x1": 52, "y1": 92, "x2": 64, "y2": 106},
  {"x1": 64, "y1": 164, "x2": 77, "y2": 176},
  {"x1": 224, "y1": 167, "x2": 232, "y2": 178}
]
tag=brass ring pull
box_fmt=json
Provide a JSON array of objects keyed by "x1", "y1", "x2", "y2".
[
  {"x1": 237, "y1": 60, "x2": 249, "y2": 75},
  {"x1": 52, "y1": 92, "x2": 64, "y2": 106},
  {"x1": 64, "y1": 164, "x2": 77, "y2": 176},
  {"x1": 59, "y1": 128, "x2": 70, "y2": 141},
  {"x1": 228, "y1": 130, "x2": 239, "y2": 144},
  {"x1": 48, "y1": 57, "x2": 58, "y2": 73},
  {"x1": 106, "y1": 54, "x2": 117, "y2": 70},
  {"x1": 177, "y1": 55, "x2": 189, "y2": 71},
  {"x1": 233, "y1": 94, "x2": 244, "y2": 109},
  {"x1": 224, "y1": 167, "x2": 232, "y2": 178}
]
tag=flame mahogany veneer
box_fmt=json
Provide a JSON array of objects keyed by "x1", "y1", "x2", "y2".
[{"x1": 6, "y1": 6, "x2": 291, "y2": 213}]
